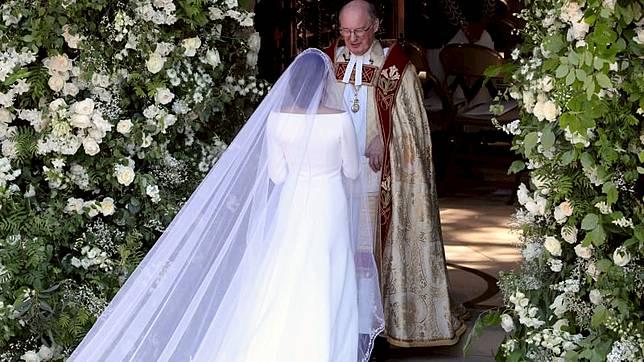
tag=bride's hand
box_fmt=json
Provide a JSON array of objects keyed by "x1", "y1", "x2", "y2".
[{"x1": 365, "y1": 136, "x2": 384, "y2": 172}]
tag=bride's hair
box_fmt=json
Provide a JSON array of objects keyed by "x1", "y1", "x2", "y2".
[{"x1": 287, "y1": 52, "x2": 330, "y2": 109}]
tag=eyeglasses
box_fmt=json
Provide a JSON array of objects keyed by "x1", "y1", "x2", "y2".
[{"x1": 339, "y1": 21, "x2": 375, "y2": 37}]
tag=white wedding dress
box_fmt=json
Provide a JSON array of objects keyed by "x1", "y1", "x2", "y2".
[
  {"x1": 195, "y1": 111, "x2": 361, "y2": 361},
  {"x1": 69, "y1": 49, "x2": 382, "y2": 362}
]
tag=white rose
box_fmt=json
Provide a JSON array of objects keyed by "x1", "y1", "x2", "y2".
[
  {"x1": 100, "y1": 197, "x2": 115, "y2": 216},
  {"x1": 517, "y1": 183, "x2": 530, "y2": 205},
  {"x1": 500, "y1": 314, "x2": 514, "y2": 332},
  {"x1": 1, "y1": 139, "x2": 17, "y2": 159},
  {"x1": 554, "y1": 201, "x2": 574, "y2": 223},
  {"x1": 205, "y1": 49, "x2": 221, "y2": 68},
  {"x1": 561, "y1": 225, "x2": 578, "y2": 244},
  {"x1": 209, "y1": 7, "x2": 225, "y2": 20},
  {"x1": 588, "y1": 289, "x2": 602, "y2": 305},
  {"x1": 46, "y1": 54, "x2": 72, "y2": 73},
  {"x1": 246, "y1": 51, "x2": 258, "y2": 67},
  {"x1": 69, "y1": 114, "x2": 91, "y2": 128},
  {"x1": 542, "y1": 100, "x2": 558, "y2": 122},
  {"x1": 48, "y1": 98, "x2": 67, "y2": 113},
  {"x1": 82, "y1": 137, "x2": 100, "y2": 156},
  {"x1": 541, "y1": 76, "x2": 554, "y2": 92},
  {"x1": 48, "y1": 75, "x2": 65, "y2": 92},
  {"x1": 550, "y1": 294, "x2": 567, "y2": 317},
  {"x1": 117, "y1": 119, "x2": 133, "y2": 134},
  {"x1": 71, "y1": 99, "x2": 95, "y2": 115},
  {"x1": 552, "y1": 319, "x2": 568, "y2": 331},
  {"x1": 71, "y1": 257, "x2": 81, "y2": 267},
  {"x1": 225, "y1": 0, "x2": 237, "y2": 9},
  {"x1": 64, "y1": 197, "x2": 84, "y2": 214},
  {"x1": 146, "y1": 52, "x2": 166, "y2": 74},
  {"x1": 0, "y1": 109, "x2": 14, "y2": 123},
  {"x1": 182, "y1": 37, "x2": 202, "y2": 57},
  {"x1": 63, "y1": 82, "x2": 79, "y2": 97},
  {"x1": 548, "y1": 258, "x2": 563, "y2": 272},
  {"x1": 115, "y1": 164, "x2": 135, "y2": 186},
  {"x1": 613, "y1": 247, "x2": 631, "y2": 267},
  {"x1": 20, "y1": 351, "x2": 41, "y2": 362},
  {"x1": 574, "y1": 244, "x2": 592, "y2": 259},
  {"x1": 587, "y1": 262, "x2": 600, "y2": 280},
  {"x1": 544, "y1": 236, "x2": 562, "y2": 256},
  {"x1": 24, "y1": 184, "x2": 36, "y2": 198},
  {"x1": 635, "y1": 27, "x2": 644, "y2": 45},
  {"x1": 247, "y1": 32, "x2": 261, "y2": 52},
  {"x1": 155, "y1": 87, "x2": 175, "y2": 105},
  {"x1": 141, "y1": 133, "x2": 152, "y2": 148}
]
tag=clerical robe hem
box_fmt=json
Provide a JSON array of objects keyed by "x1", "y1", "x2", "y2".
[{"x1": 387, "y1": 321, "x2": 467, "y2": 347}]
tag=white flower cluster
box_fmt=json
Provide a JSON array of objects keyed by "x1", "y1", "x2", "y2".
[
  {"x1": 135, "y1": 0, "x2": 177, "y2": 25},
  {"x1": 0, "y1": 157, "x2": 21, "y2": 189},
  {"x1": 517, "y1": 183, "x2": 548, "y2": 217},
  {"x1": 509, "y1": 291, "x2": 545, "y2": 328},
  {"x1": 525, "y1": 326, "x2": 583, "y2": 358},
  {"x1": 559, "y1": 2, "x2": 590, "y2": 46},
  {"x1": 223, "y1": 75, "x2": 266, "y2": 98},
  {"x1": 197, "y1": 137, "x2": 228, "y2": 173},
  {"x1": 143, "y1": 104, "x2": 178, "y2": 136},
  {"x1": 499, "y1": 119, "x2": 521, "y2": 135},
  {"x1": 20, "y1": 344, "x2": 57, "y2": 362},
  {"x1": 146, "y1": 184, "x2": 161, "y2": 203},
  {"x1": 37, "y1": 98, "x2": 113, "y2": 157},
  {"x1": 62, "y1": 24, "x2": 83, "y2": 49},
  {"x1": 0, "y1": 1, "x2": 22, "y2": 26},
  {"x1": 113, "y1": 10, "x2": 135, "y2": 42},
  {"x1": 606, "y1": 337, "x2": 641, "y2": 362},
  {"x1": 70, "y1": 245, "x2": 112, "y2": 271},
  {"x1": 64, "y1": 196, "x2": 115, "y2": 218},
  {"x1": 0, "y1": 47, "x2": 36, "y2": 86},
  {"x1": 208, "y1": 1, "x2": 254, "y2": 27}
]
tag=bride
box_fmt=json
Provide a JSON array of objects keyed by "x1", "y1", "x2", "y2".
[{"x1": 69, "y1": 48, "x2": 384, "y2": 362}]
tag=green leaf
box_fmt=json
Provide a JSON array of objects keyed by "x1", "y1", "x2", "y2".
[
  {"x1": 581, "y1": 213, "x2": 599, "y2": 230},
  {"x1": 591, "y1": 305, "x2": 607, "y2": 329},
  {"x1": 566, "y1": 70, "x2": 576, "y2": 85},
  {"x1": 556, "y1": 63, "x2": 569, "y2": 78},
  {"x1": 596, "y1": 258, "x2": 612, "y2": 272},
  {"x1": 602, "y1": 182, "x2": 618, "y2": 204},
  {"x1": 593, "y1": 57, "x2": 604, "y2": 70},
  {"x1": 590, "y1": 224, "x2": 606, "y2": 246},
  {"x1": 576, "y1": 69, "x2": 587, "y2": 81},
  {"x1": 541, "y1": 127, "x2": 555, "y2": 149},
  {"x1": 524, "y1": 132, "x2": 539, "y2": 157},
  {"x1": 584, "y1": 51, "x2": 594, "y2": 66},
  {"x1": 568, "y1": 51, "x2": 580, "y2": 66},
  {"x1": 508, "y1": 160, "x2": 525, "y2": 174},
  {"x1": 580, "y1": 152, "x2": 595, "y2": 168},
  {"x1": 561, "y1": 150, "x2": 575, "y2": 165},
  {"x1": 585, "y1": 76, "x2": 596, "y2": 99},
  {"x1": 596, "y1": 73, "x2": 612, "y2": 88}
]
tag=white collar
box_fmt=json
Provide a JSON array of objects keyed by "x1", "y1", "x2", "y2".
[{"x1": 342, "y1": 53, "x2": 365, "y2": 85}]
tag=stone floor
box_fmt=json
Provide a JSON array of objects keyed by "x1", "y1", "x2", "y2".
[{"x1": 371, "y1": 193, "x2": 522, "y2": 361}]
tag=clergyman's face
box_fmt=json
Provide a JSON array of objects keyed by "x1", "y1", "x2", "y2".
[{"x1": 339, "y1": 7, "x2": 378, "y2": 56}]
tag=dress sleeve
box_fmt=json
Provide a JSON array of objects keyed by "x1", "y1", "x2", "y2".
[
  {"x1": 266, "y1": 113, "x2": 288, "y2": 183},
  {"x1": 340, "y1": 113, "x2": 360, "y2": 180}
]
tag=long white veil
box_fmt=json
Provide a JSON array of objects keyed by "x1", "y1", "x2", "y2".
[{"x1": 69, "y1": 48, "x2": 383, "y2": 362}]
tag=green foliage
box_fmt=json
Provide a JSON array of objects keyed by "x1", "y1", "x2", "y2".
[
  {"x1": 0, "y1": 0, "x2": 267, "y2": 359},
  {"x1": 483, "y1": 0, "x2": 644, "y2": 360}
]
